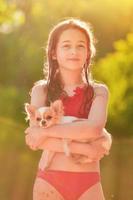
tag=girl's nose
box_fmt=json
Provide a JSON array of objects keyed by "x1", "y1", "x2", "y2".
[{"x1": 70, "y1": 48, "x2": 77, "y2": 55}]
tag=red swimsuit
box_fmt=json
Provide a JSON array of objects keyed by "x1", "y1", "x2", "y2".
[
  {"x1": 37, "y1": 84, "x2": 100, "y2": 200},
  {"x1": 60, "y1": 83, "x2": 94, "y2": 118}
]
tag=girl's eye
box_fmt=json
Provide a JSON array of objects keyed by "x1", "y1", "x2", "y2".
[
  {"x1": 62, "y1": 44, "x2": 70, "y2": 48},
  {"x1": 36, "y1": 117, "x2": 41, "y2": 121},
  {"x1": 46, "y1": 115, "x2": 52, "y2": 120},
  {"x1": 78, "y1": 45, "x2": 85, "y2": 48}
]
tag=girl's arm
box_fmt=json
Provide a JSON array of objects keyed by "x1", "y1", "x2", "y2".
[
  {"x1": 87, "y1": 83, "x2": 109, "y2": 128},
  {"x1": 25, "y1": 127, "x2": 111, "y2": 158},
  {"x1": 28, "y1": 136, "x2": 107, "y2": 161},
  {"x1": 25, "y1": 83, "x2": 110, "y2": 149},
  {"x1": 39, "y1": 129, "x2": 112, "y2": 155}
]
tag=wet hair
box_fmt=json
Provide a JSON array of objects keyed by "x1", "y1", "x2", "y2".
[{"x1": 42, "y1": 18, "x2": 96, "y2": 105}]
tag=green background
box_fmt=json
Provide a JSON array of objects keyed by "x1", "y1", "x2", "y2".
[{"x1": 0, "y1": 0, "x2": 133, "y2": 199}]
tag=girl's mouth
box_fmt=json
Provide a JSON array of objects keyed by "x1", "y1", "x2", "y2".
[{"x1": 67, "y1": 58, "x2": 80, "y2": 61}]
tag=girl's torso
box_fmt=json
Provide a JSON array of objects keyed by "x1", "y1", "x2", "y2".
[{"x1": 39, "y1": 83, "x2": 100, "y2": 172}]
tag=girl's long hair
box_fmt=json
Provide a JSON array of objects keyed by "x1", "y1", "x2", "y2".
[{"x1": 34, "y1": 18, "x2": 96, "y2": 108}]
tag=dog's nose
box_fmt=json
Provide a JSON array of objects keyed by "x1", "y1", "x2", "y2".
[{"x1": 41, "y1": 120, "x2": 46, "y2": 126}]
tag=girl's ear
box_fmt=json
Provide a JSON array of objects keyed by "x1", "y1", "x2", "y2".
[{"x1": 24, "y1": 103, "x2": 36, "y2": 119}]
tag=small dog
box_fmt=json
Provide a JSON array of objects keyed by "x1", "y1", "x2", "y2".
[
  {"x1": 25, "y1": 100, "x2": 112, "y2": 168},
  {"x1": 25, "y1": 100, "x2": 64, "y2": 128}
]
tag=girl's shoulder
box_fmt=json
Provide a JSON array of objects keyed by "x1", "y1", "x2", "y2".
[
  {"x1": 29, "y1": 80, "x2": 48, "y2": 106},
  {"x1": 91, "y1": 81, "x2": 109, "y2": 98},
  {"x1": 30, "y1": 80, "x2": 48, "y2": 96}
]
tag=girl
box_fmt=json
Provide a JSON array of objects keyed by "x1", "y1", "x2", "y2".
[{"x1": 25, "y1": 18, "x2": 111, "y2": 200}]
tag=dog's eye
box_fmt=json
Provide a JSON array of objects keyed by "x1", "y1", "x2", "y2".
[
  {"x1": 46, "y1": 115, "x2": 52, "y2": 120},
  {"x1": 36, "y1": 117, "x2": 41, "y2": 121}
]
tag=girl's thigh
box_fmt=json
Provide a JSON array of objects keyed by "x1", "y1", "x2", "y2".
[
  {"x1": 33, "y1": 177, "x2": 64, "y2": 200},
  {"x1": 78, "y1": 182, "x2": 105, "y2": 200}
]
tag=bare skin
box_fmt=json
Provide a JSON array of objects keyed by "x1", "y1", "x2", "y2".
[
  {"x1": 25, "y1": 28, "x2": 111, "y2": 200},
  {"x1": 25, "y1": 82, "x2": 109, "y2": 200},
  {"x1": 33, "y1": 178, "x2": 64, "y2": 200}
]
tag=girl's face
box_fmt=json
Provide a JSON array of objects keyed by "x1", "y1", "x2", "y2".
[{"x1": 54, "y1": 28, "x2": 89, "y2": 72}]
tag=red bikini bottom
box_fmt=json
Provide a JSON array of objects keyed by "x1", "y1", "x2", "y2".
[{"x1": 37, "y1": 169, "x2": 100, "y2": 200}]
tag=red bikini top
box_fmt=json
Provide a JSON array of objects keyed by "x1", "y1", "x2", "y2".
[{"x1": 60, "y1": 84, "x2": 94, "y2": 119}]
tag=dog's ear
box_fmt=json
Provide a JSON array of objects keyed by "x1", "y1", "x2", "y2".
[
  {"x1": 50, "y1": 100, "x2": 64, "y2": 115},
  {"x1": 24, "y1": 103, "x2": 36, "y2": 119}
]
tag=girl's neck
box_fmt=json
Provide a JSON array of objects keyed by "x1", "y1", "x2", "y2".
[{"x1": 59, "y1": 68, "x2": 85, "y2": 88}]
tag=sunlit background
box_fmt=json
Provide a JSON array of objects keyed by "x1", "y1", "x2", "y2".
[{"x1": 0, "y1": 0, "x2": 133, "y2": 199}]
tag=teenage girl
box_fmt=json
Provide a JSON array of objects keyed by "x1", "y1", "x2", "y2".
[{"x1": 25, "y1": 18, "x2": 111, "y2": 200}]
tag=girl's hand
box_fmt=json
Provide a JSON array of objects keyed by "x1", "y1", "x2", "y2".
[
  {"x1": 25, "y1": 127, "x2": 48, "y2": 150},
  {"x1": 88, "y1": 143, "x2": 106, "y2": 161},
  {"x1": 82, "y1": 141, "x2": 106, "y2": 162}
]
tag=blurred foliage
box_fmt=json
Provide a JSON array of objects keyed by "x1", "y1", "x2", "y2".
[
  {"x1": 0, "y1": 117, "x2": 40, "y2": 200},
  {"x1": 0, "y1": 1, "x2": 133, "y2": 199},
  {"x1": 0, "y1": 0, "x2": 25, "y2": 33},
  {"x1": 93, "y1": 33, "x2": 133, "y2": 136},
  {"x1": 0, "y1": 86, "x2": 28, "y2": 123},
  {"x1": 0, "y1": 0, "x2": 133, "y2": 138}
]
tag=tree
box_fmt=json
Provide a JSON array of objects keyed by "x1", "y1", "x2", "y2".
[
  {"x1": 0, "y1": 0, "x2": 25, "y2": 33},
  {"x1": 93, "y1": 33, "x2": 133, "y2": 136}
]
